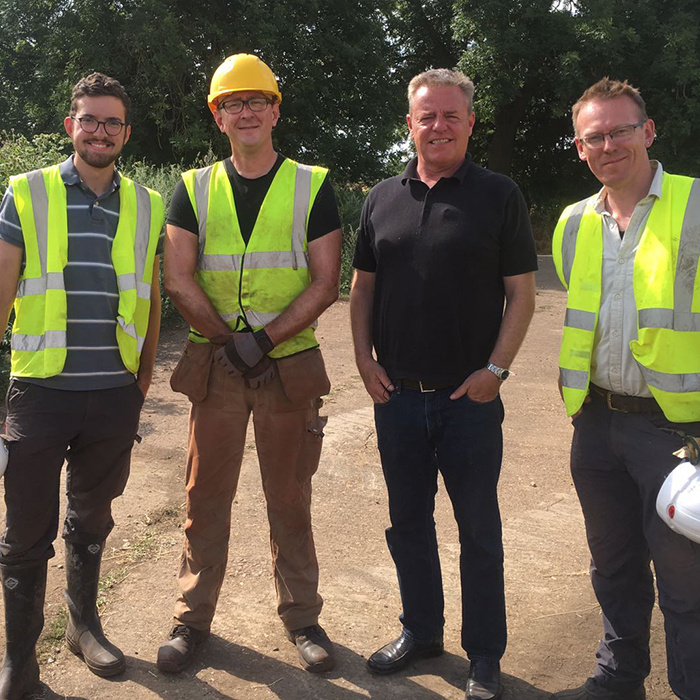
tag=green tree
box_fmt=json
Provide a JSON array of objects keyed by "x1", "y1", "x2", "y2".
[{"x1": 0, "y1": 0, "x2": 405, "y2": 183}]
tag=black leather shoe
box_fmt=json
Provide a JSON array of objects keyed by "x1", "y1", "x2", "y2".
[
  {"x1": 554, "y1": 678, "x2": 646, "y2": 699},
  {"x1": 156, "y1": 625, "x2": 208, "y2": 674},
  {"x1": 367, "y1": 629, "x2": 443, "y2": 675},
  {"x1": 466, "y1": 659, "x2": 502, "y2": 700},
  {"x1": 285, "y1": 625, "x2": 335, "y2": 673}
]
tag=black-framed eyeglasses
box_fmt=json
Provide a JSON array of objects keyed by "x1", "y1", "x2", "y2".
[
  {"x1": 218, "y1": 97, "x2": 273, "y2": 115},
  {"x1": 72, "y1": 116, "x2": 127, "y2": 136},
  {"x1": 578, "y1": 121, "x2": 646, "y2": 149}
]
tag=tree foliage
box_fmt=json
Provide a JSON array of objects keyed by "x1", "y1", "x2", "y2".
[
  {"x1": 0, "y1": 0, "x2": 404, "y2": 183},
  {"x1": 1, "y1": 0, "x2": 700, "y2": 217}
]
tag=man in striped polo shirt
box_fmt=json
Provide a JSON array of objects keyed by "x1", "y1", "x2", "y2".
[{"x1": 0, "y1": 73, "x2": 163, "y2": 698}]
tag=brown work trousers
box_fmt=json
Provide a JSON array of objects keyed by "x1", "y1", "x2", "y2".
[{"x1": 170, "y1": 341, "x2": 330, "y2": 632}]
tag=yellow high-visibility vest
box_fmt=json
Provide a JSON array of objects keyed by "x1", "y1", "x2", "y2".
[
  {"x1": 182, "y1": 158, "x2": 328, "y2": 358},
  {"x1": 553, "y1": 172, "x2": 700, "y2": 422},
  {"x1": 10, "y1": 164, "x2": 163, "y2": 377}
]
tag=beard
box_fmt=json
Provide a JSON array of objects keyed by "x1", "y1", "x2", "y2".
[{"x1": 74, "y1": 139, "x2": 123, "y2": 169}]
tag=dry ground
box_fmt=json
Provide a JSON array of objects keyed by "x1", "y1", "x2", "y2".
[{"x1": 0, "y1": 258, "x2": 676, "y2": 699}]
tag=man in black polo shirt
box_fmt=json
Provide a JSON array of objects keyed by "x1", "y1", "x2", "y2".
[{"x1": 351, "y1": 68, "x2": 537, "y2": 700}]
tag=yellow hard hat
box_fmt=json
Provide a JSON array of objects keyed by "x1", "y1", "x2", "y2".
[{"x1": 207, "y1": 54, "x2": 282, "y2": 113}]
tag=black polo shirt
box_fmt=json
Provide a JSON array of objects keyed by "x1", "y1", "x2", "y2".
[{"x1": 353, "y1": 155, "x2": 537, "y2": 385}]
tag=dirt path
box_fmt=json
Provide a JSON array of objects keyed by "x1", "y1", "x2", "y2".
[{"x1": 0, "y1": 259, "x2": 674, "y2": 699}]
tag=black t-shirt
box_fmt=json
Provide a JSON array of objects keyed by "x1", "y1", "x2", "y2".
[
  {"x1": 353, "y1": 155, "x2": 538, "y2": 385},
  {"x1": 167, "y1": 154, "x2": 340, "y2": 244}
]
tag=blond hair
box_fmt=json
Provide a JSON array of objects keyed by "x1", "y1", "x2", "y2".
[
  {"x1": 572, "y1": 77, "x2": 647, "y2": 134},
  {"x1": 408, "y1": 69, "x2": 475, "y2": 113}
]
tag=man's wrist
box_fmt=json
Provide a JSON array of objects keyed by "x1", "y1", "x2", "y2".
[
  {"x1": 486, "y1": 362, "x2": 510, "y2": 381},
  {"x1": 254, "y1": 328, "x2": 275, "y2": 355}
]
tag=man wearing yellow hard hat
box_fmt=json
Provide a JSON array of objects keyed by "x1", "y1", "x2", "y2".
[{"x1": 158, "y1": 53, "x2": 341, "y2": 674}]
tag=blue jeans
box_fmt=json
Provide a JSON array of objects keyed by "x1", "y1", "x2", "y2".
[
  {"x1": 374, "y1": 384, "x2": 507, "y2": 660},
  {"x1": 571, "y1": 397, "x2": 700, "y2": 700}
]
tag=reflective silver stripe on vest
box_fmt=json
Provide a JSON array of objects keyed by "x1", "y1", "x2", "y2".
[
  {"x1": 16, "y1": 171, "x2": 68, "y2": 353},
  {"x1": 199, "y1": 250, "x2": 310, "y2": 271},
  {"x1": 194, "y1": 162, "x2": 314, "y2": 270},
  {"x1": 25, "y1": 170, "x2": 50, "y2": 275},
  {"x1": 638, "y1": 179, "x2": 700, "y2": 332},
  {"x1": 115, "y1": 183, "x2": 154, "y2": 303},
  {"x1": 561, "y1": 199, "x2": 591, "y2": 288},
  {"x1": 246, "y1": 251, "x2": 307, "y2": 269},
  {"x1": 639, "y1": 365, "x2": 700, "y2": 393},
  {"x1": 199, "y1": 254, "x2": 241, "y2": 272},
  {"x1": 292, "y1": 165, "x2": 313, "y2": 270},
  {"x1": 117, "y1": 274, "x2": 152, "y2": 298},
  {"x1": 222, "y1": 310, "x2": 318, "y2": 329},
  {"x1": 16, "y1": 272, "x2": 64, "y2": 298},
  {"x1": 564, "y1": 308, "x2": 596, "y2": 331},
  {"x1": 11, "y1": 330, "x2": 67, "y2": 352},
  {"x1": 133, "y1": 184, "x2": 152, "y2": 296},
  {"x1": 117, "y1": 319, "x2": 145, "y2": 352},
  {"x1": 193, "y1": 166, "x2": 214, "y2": 262},
  {"x1": 637, "y1": 309, "x2": 700, "y2": 332},
  {"x1": 559, "y1": 367, "x2": 589, "y2": 390}
]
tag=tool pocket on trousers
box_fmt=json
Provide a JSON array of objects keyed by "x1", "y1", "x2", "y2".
[
  {"x1": 297, "y1": 400, "x2": 328, "y2": 484},
  {"x1": 170, "y1": 340, "x2": 214, "y2": 403},
  {"x1": 276, "y1": 348, "x2": 331, "y2": 407}
]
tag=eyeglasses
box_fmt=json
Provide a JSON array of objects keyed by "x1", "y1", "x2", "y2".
[
  {"x1": 218, "y1": 97, "x2": 273, "y2": 115},
  {"x1": 73, "y1": 116, "x2": 127, "y2": 136},
  {"x1": 578, "y1": 121, "x2": 646, "y2": 149}
]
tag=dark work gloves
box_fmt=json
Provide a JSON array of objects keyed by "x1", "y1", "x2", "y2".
[
  {"x1": 242, "y1": 355, "x2": 276, "y2": 389},
  {"x1": 213, "y1": 328, "x2": 276, "y2": 389}
]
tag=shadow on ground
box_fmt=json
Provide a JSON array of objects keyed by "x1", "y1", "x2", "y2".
[{"x1": 43, "y1": 635, "x2": 555, "y2": 700}]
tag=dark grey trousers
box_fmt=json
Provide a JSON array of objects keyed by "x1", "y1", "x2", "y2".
[
  {"x1": 1, "y1": 380, "x2": 143, "y2": 566},
  {"x1": 571, "y1": 395, "x2": 700, "y2": 700}
]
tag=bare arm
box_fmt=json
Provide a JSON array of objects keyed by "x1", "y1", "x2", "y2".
[
  {"x1": 0, "y1": 239, "x2": 22, "y2": 333},
  {"x1": 451, "y1": 271, "x2": 536, "y2": 401},
  {"x1": 135, "y1": 254, "x2": 162, "y2": 397},
  {"x1": 350, "y1": 269, "x2": 395, "y2": 403},
  {"x1": 163, "y1": 224, "x2": 231, "y2": 340},
  {"x1": 263, "y1": 229, "x2": 341, "y2": 346}
]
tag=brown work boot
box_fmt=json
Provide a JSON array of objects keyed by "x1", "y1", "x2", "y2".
[
  {"x1": 156, "y1": 625, "x2": 208, "y2": 674},
  {"x1": 286, "y1": 624, "x2": 335, "y2": 673}
]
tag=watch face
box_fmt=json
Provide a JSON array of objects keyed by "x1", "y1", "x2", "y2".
[{"x1": 500, "y1": 369, "x2": 510, "y2": 380}]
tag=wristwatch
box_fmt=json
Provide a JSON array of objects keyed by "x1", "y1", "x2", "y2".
[{"x1": 486, "y1": 362, "x2": 510, "y2": 381}]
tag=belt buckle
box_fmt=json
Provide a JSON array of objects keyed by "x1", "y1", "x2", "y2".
[
  {"x1": 606, "y1": 392, "x2": 625, "y2": 412},
  {"x1": 419, "y1": 381, "x2": 435, "y2": 393}
]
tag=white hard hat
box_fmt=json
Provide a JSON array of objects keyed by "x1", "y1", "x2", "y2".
[
  {"x1": 656, "y1": 460, "x2": 700, "y2": 543},
  {"x1": 0, "y1": 439, "x2": 7, "y2": 478}
]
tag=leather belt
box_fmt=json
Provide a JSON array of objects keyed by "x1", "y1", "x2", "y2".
[
  {"x1": 399, "y1": 378, "x2": 455, "y2": 393},
  {"x1": 590, "y1": 384, "x2": 662, "y2": 414}
]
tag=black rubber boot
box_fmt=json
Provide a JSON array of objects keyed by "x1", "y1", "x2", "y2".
[
  {"x1": 0, "y1": 563, "x2": 46, "y2": 700},
  {"x1": 64, "y1": 541, "x2": 125, "y2": 677}
]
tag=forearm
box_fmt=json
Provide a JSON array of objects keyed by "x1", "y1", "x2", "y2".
[
  {"x1": 264, "y1": 278, "x2": 338, "y2": 347},
  {"x1": 0, "y1": 240, "x2": 23, "y2": 334},
  {"x1": 164, "y1": 274, "x2": 231, "y2": 340},
  {"x1": 264, "y1": 229, "x2": 341, "y2": 347},
  {"x1": 136, "y1": 273, "x2": 162, "y2": 392},
  {"x1": 350, "y1": 272, "x2": 375, "y2": 363},
  {"x1": 489, "y1": 273, "x2": 536, "y2": 368}
]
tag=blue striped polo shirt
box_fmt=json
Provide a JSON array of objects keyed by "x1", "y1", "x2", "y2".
[{"x1": 0, "y1": 156, "x2": 163, "y2": 391}]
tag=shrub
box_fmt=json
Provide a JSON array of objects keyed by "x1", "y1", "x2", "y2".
[
  {"x1": 335, "y1": 186, "x2": 365, "y2": 295},
  {"x1": 0, "y1": 132, "x2": 71, "y2": 197}
]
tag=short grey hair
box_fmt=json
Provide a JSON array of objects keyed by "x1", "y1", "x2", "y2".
[{"x1": 408, "y1": 68, "x2": 475, "y2": 113}]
